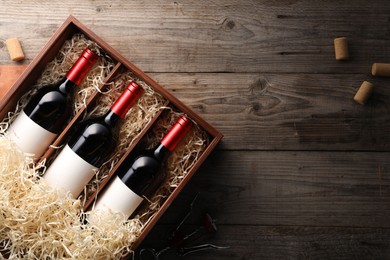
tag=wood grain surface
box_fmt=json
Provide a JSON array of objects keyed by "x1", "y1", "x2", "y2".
[
  {"x1": 1, "y1": 0, "x2": 390, "y2": 259},
  {"x1": 0, "y1": 65, "x2": 27, "y2": 100}
]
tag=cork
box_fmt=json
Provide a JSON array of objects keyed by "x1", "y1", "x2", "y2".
[
  {"x1": 334, "y1": 37, "x2": 349, "y2": 61},
  {"x1": 5, "y1": 38, "x2": 25, "y2": 61},
  {"x1": 371, "y1": 63, "x2": 390, "y2": 77},
  {"x1": 353, "y1": 81, "x2": 374, "y2": 105}
]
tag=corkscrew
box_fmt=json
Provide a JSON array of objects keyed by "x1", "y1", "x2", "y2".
[{"x1": 139, "y1": 193, "x2": 228, "y2": 260}]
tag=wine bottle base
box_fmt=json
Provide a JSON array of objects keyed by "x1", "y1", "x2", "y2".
[
  {"x1": 43, "y1": 144, "x2": 98, "y2": 197},
  {"x1": 7, "y1": 111, "x2": 57, "y2": 158},
  {"x1": 93, "y1": 176, "x2": 144, "y2": 219}
]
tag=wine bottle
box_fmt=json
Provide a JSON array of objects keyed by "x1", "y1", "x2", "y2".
[
  {"x1": 7, "y1": 48, "x2": 98, "y2": 158},
  {"x1": 42, "y1": 81, "x2": 143, "y2": 197},
  {"x1": 92, "y1": 115, "x2": 193, "y2": 220}
]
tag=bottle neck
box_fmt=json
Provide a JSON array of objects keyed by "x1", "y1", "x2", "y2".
[
  {"x1": 103, "y1": 82, "x2": 143, "y2": 127},
  {"x1": 65, "y1": 48, "x2": 98, "y2": 86},
  {"x1": 153, "y1": 143, "x2": 172, "y2": 162},
  {"x1": 103, "y1": 110, "x2": 121, "y2": 128},
  {"x1": 110, "y1": 81, "x2": 143, "y2": 118},
  {"x1": 160, "y1": 116, "x2": 193, "y2": 152},
  {"x1": 58, "y1": 78, "x2": 76, "y2": 95}
]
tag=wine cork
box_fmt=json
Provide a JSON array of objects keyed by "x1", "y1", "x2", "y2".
[
  {"x1": 371, "y1": 63, "x2": 390, "y2": 77},
  {"x1": 353, "y1": 81, "x2": 374, "y2": 105},
  {"x1": 334, "y1": 37, "x2": 349, "y2": 60},
  {"x1": 5, "y1": 38, "x2": 25, "y2": 61}
]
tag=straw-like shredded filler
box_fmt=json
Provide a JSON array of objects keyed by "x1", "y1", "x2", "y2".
[{"x1": 0, "y1": 33, "x2": 209, "y2": 258}]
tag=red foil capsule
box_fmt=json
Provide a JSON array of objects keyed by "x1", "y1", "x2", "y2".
[
  {"x1": 161, "y1": 116, "x2": 193, "y2": 152},
  {"x1": 111, "y1": 81, "x2": 144, "y2": 118},
  {"x1": 66, "y1": 48, "x2": 99, "y2": 85}
]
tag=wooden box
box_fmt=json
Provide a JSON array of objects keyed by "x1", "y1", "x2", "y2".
[{"x1": 0, "y1": 15, "x2": 222, "y2": 255}]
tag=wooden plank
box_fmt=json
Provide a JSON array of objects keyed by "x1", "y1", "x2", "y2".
[
  {"x1": 1, "y1": 1, "x2": 390, "y2": 259},
  {"x1": 138, "y1": 225, "x2": 390, "y2": 260},
  {"x1": 153, "y1": 150, "x2": 390, "y2": 228},
  {"x1": 4, "y1": 71, "x2": 389, "y2": 152},
  {"x1": 0, "y1": 65, "x2": 27, "y2": 100},
  {"x1": 149, "y1": 72, "x2": 390, "y2": 151},
  {"x1": 0, "y1": 1, "x2": 390, "y2": 73}
]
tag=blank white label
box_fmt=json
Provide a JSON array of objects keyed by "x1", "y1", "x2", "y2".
[
  {"x1": 93, "y1": 176, "x2": 144, "y2": 219},
  {"x1": 7, "y1": 111, "x2": 57, "y2": 158},
  {"x1": 43, "y1": 145, "x2": 98, "y2": 197}
]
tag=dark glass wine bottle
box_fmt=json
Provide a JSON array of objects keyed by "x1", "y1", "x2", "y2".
[
  {"x1": 42, "y1": 81, "x2": 143, "y2": 197},
  {"x1": 92, "y1": 115, "x2": 193, "y2": 219},
  {"x1": 7, "y1": 48, "x2": 98, "y2": 158}
]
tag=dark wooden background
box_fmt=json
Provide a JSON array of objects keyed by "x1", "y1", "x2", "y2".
[{"x1": 1, "y1": 1, "x2": 390, "y2": 259}]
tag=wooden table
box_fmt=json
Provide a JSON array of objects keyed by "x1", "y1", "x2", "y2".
[{"x1": 1, "y1": 1, "x2": 390, "y2": 259}]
